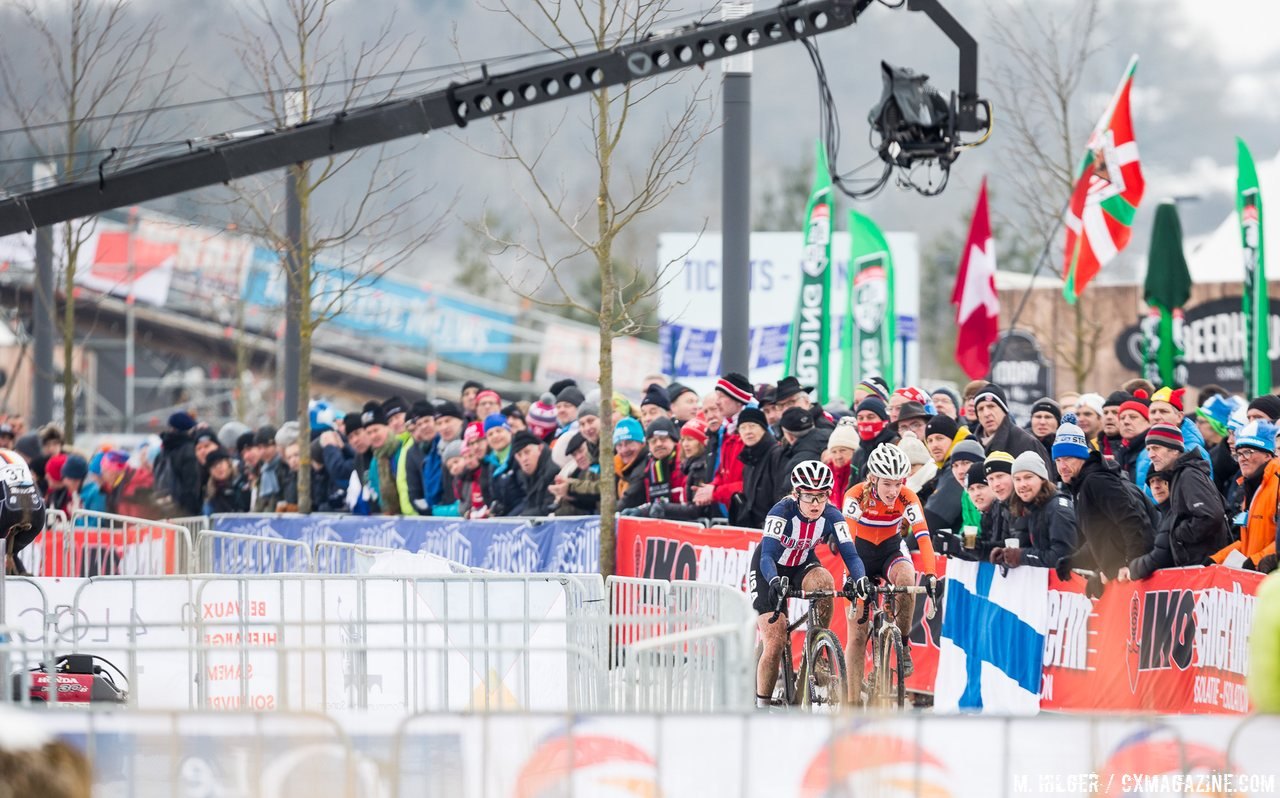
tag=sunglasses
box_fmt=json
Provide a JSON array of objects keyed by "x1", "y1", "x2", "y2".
[{"x1": 797, "y1": 493, "x2": 828, "y2": 505}]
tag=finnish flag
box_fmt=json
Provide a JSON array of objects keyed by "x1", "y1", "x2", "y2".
[{"x1": 935, "y1": 559, "x2": 1047, "y2": 714}]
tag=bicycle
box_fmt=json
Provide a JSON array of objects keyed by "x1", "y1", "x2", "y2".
[
  {"x1": 856, "y1": 580, "x2": 932, "y2": 710},
  {"x1": 755, "y1": 576, "x2": 849, "y2": 712}
]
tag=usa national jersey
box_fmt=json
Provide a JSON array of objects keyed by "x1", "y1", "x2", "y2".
[{"x1": 762, "y1": 498, "x2": 852, "y2": 568}]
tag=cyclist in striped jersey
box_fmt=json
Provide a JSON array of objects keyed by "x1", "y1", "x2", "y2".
[
  {"x1": 842, "y1": 442, "x2": 939, "y2": 692},
  {"x1": 752, "y1": 460, "x2": 869, "y2": 708}
]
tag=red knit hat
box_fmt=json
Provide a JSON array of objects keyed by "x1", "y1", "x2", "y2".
[
  {"x1": 1146, "y1": 423, "x2": 1184, "y2": 451},
  {"x1": 1118, "y1": 389, "x2": 1151, "y2": 420},
  {"x1": 680, "y1": 420, "x2": 708, "y2": 444}
]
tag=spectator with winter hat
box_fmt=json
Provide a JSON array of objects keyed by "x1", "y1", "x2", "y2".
[
  {"x1": 1212, "y1": 420, "x2": 1279, "y2": 573},
  {"x1": 824, "y1": 418, "x2": 859, "y2": 502},
  {"x1": 612, "y1": 417, "x2": 650, "y2": 501},
  {"x1": 1115, "y1": 390, "x2": 1152, "y2": 483},
  {"x1": 639, "y1": 383, "x2": 673, "y2": 427},
  {"x1": 1053, "y1": 413, "x2": 1156, "y2": 594},
  {"x1": 1124, "y1": 421, "x2": 1229, "y2": 580},
  {"x1": 1197, "y1": 393, "x2": 1242, "y2": 497},
  {"x1": 693, "y1": 372, "x2": 754, "y2": 511},
  {"x1": 1073, "y1": 392, "x2": 1106, "y2": 450},
  {"x1": 526, "y1": 394, "x2": 559, "y2": 441},
  {"x1": 1148, "y1": 386, "x2": 1212, "y2": 477},
  {"x1": 474, "y1": 390, "x2": 503, "y2": 422},
  {"x1": 667, "y1": 382, "x2": 700, "y2": 425},
  {"x1": 1028, "y1": 398, "x2": 1062, "y2": 453},
  {"x1": 990, "y1": 451, "x2": 1077, "y2": 572},
  {"x1": 853, "y1": 375, "x2": 890, "y2": 406},
  {"x1": 850, "y1": 396, "x2": 895, "y2": 481},
  {"x1": 930, "y1": 386, "x2": 961, "y2": 420},
  {"x1": 460, "y1": 379, "x2": 485, "y2": 422},
  {"x1": 972, "y1": 383, "x2": 1052, "y2": 473},
  {"x1": 1246, "y1": 394, "x2": 1280, "y2": 423}
]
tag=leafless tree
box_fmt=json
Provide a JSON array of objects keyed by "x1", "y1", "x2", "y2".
[
  {"x1": 0, "y1": 0, "x2": 181, "y2": 442},
  {"x1": 227, "y1": 0, "x2": 445, "y2": 511},
  {"x1": 989, "y1": 0, "x2": 1112, "y2": 389},
  {"x1": 465, "y1": 0, "x2": 716, "y2": 575}
]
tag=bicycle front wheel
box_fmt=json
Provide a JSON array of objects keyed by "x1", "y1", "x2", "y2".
[
  {"x1": 802, "y1": 630, "x2": 847, "y2": 712},
  {"x1": 872, "y1": 626, "x2": 905, "y2": 710}
]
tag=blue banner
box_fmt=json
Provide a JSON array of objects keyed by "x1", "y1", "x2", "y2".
[
  {"x1": 242, "y1": 247, "x2": 516, "y2": 374},
  {"x1": 209, "y1": 514, "x2": 600, "y2": 574}
]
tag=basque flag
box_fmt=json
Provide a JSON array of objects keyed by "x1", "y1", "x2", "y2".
[{"x1": 935, "y1": 559, "x2": 1046, "y2": 714}]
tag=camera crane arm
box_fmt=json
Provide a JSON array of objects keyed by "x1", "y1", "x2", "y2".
[{"x1": 0, "y1": 0, "x2": 984, "y2": 236}]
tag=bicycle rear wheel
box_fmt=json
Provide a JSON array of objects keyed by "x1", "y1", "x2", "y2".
[{"x1": 802, "y1": 630, "x2": 847, "y2": 712}]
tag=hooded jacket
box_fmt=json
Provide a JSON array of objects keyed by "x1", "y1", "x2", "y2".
[
  {"x1": 1065, "y1": 451, "x2": 1156, "y2": 578},
  {"x1": 1012, "y1": 489, "x2": 1078, "y2": 570},
  {"x1": 1132, "y1": 417, "x2": 1213, "y2": 499},
  {"x1": 1213, "y1": 456, "x2": 1280, "y2": 567},
  {"x1": 1130, "y1": 452, "x2": 1230, "y2": 579}
]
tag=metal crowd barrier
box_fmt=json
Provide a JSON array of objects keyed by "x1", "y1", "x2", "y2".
[
  {"x1": 0, "y1": 572, "x2": 751, "y2": 713},
  {"x1": 197, "y1": 531, "x2": 314, "y2": 574},
  {"x1": 312, "y1": 541, "x2": 397, "y2": 574},
  {"x1": 18, "y1": 509, "x2": 194, "y2": 577},
  {"x1": 17, "y1": 708, "x2": 1280, "y2": 798}
]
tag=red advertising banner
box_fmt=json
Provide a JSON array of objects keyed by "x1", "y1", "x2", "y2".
[
  {"x1": 1041, "y1": 566, "x2": 1263, "y2": 714},
  {"x1": 616, "y1": 518, "x2": 943, "y2": 693}
]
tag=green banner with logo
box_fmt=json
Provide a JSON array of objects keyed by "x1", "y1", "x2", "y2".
[
  {"x1": 1238, "y1": 138, "x2": 1270, "y2": 398},
  {"x1": 847, "y1": 210, "x2": 896, "y2": 391},
  {"x1": 784, "y1": 141, "x2": 834, "y2": 403}
]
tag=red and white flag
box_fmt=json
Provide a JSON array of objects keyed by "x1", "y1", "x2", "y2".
[{"x1": 951, "y1": 177, "x2": 999, "y2": 379}]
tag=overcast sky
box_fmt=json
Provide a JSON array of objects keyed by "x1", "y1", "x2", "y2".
[{"x1": 1, "y1": 0, "x2": 1277, "y2": 286}]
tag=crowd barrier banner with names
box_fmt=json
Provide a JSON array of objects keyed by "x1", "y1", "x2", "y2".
[
  {"x1": 615, "y1": 517, "x2": 1262, "y2": 714},
  {"x1": 209, "y1": 514, "x2": 599, "y2": 574}
]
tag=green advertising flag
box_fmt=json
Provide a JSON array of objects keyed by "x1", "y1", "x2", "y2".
[
  {"x1": 784, "y1": 141, "x2": 834, "y2": 403},
  {"x1": 847, "y1": 210, "x2": 896, "y2": 390},
  {"x1": 1141, "y1": 201, "x2": 1192, "y2": 388},
  {"x1": 1238, "y1": 138, "x2": 1270, "y2": 397}
]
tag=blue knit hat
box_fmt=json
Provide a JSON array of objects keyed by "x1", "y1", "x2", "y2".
[
  {"x1": 612, "y1": 417, "x2": 645, "y2": 445},
  {"x1": 1051, "y1": 413, "x2": 1091, "y2": 461},
  {"x1": 483, "y1": 413, "x2": 510, "y2": 433},
  {"x1": 1235, "y1": 420, "x2": 1277, "y2": 454}
]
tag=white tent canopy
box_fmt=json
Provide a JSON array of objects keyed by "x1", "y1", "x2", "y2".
[{"x1": 1186, "y1": 148, "x2": 1280, "y2": 284}]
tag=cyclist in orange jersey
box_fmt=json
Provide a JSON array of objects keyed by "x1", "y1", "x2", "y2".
[{"x1": 842, "y1": 442, "x2": 938, "y2": 694}]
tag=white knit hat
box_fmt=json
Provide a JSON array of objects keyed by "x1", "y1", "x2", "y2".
[
  {"x1": 897, "y1": 432, "x2": 931, "y2": 466},
  {"x1": 828, "y1": 419, "x2": 859, "y2": 451},
  {"x1": 1012, "y1": 450, "x2": 1049, "y2": 481}
]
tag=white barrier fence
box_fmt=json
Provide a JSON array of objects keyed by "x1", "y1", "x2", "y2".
[
  {"x1": 20, "y1": 708, "x2": 1280, "y2": 797},
  {"x1": 1, "y1": 573, "x2": 753, "y2": 713}
]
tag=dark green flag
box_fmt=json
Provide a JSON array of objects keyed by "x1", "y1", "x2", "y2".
[
  {"x1": 1141, "y1": 201, "x2": 1191, "y2": 387},
  {"x1": 1238, "y1": 138, "x2": 1270, "y2": 397}
]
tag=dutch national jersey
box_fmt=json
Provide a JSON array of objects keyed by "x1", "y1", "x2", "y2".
[
  {"x1": 842, "y1": 482, "x2": 937, "y2": 574},
  {"x1": 759, "y1": 497, "x2": 864, "y2": 582}
]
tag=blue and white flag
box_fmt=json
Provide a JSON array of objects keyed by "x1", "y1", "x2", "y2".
[{"x1": 935, "y1": 559, "x2": 1047, "y2": 714}]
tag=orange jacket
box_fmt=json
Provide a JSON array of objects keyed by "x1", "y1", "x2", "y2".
[{"x1": 1214, "y1": 457, "x2": 1280, "y2": 566}]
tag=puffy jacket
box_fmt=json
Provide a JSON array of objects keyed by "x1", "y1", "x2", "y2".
[
  {"x1": 731, "y1": 433, "x2": 785, "y2": 528},
  {"x1": 1213, "y1": 456, "x2": 1280, "y2": 567},
  {"x1": 710, "y1": 427, "x2": 746, "y2": 506},
  {"x1": 1012, "y1": 490, "x2": 1078, "y2": 570},
  {"x1": 1130, "y1": 451, "x2": 1230, "y2": 579},
  {"x1": 1065, "y1": 452, "x2": 1155, "y2": 578}
]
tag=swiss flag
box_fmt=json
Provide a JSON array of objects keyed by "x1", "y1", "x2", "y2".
[{"x1": 951, "y1": 178, "x2": 999, "y2": 379}]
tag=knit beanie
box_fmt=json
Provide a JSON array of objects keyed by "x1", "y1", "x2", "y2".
[
  {"x1": 925, "y1": 414, "x2": 959, "y2": 441},
  {"x1": 168, "y1": 412, "x2": 197, "y2": 432},
  {"x1": 1235, "y1": 420, "x2": 1277, "y2": 454},
  {"x1": 640, "y1": 383, "x2": 672, "y2": 411},
  {"x1": 1150, "y1": 386, "x2": 1186, "y2": 413},
  {"x1": 973, "y1": 384, "x2": 1011, "y2": 416},
  {"x1": 1196, "y1": 394, "x2": 1236, "y2": 438},
  {"x1": 61, "y1": 454, "x2": 89, "y2": 481},
  {"x1": 441, "y1": 439, "x2": 465, "y2": 462},
  {"x1": 897, "y1": 432, "x2": 931, "y2": 466},
  {"x1": 949, "y1": 439, "x2": 987, "y2": 464},
  {"x1": 828, "y1": 420, "x2": 859, "y2": 451},
  {"x1": 984, "y1": 450, "x2": 1015, "y2": 474},
  {"x1": 857, "y1": 375, "x2": 891, "y2": 402},
  {"x1": 1076, "y1": 393, "x2": 1105, "y2": 416},
  {"x1": 1146, "y1": 423, "x2": 1184, "y2": 451},
  {"x1": 737, "y1": 406, "x2": 769, "y2": 431},
  {"x1": 1103, "y1": 390, "x2": 1132, "y2": 409},
  {"x1": 1030, "y1": 398, "x2": 1062, "y2": 423},
  {"x1": 275, "y1": 421, "x2": 300, "y2": 449},
  {"x1": 680, "y1": 420, "x2": 709, "y2": 444},
  {"x1": 483, "y1": 413, "x2": 510, "y2": 433},
  {"x1": 855, "y1": 396, "x2": 889, "y2": 421},
  {"x1": 1247, "y1": 394, "x2": 1280, "y2": 422},
  {"x1": 577, "y1": 401, "x2": 601, "y2": 420},
  {"x1": 931, "y1": 386, "x2": 961, "y2": 413},
  {"x1": 714, "y1": 372, "x2": 755, "y2": 404},
  {"x1": 555, "y1": 385, "x2": 586, "y2": 408},
  {"x1": 967, "y1": 463, "x2": 990, "y2": 487},
  {"x1": 526, "y1": 400, "x2": 558, "y2": 438},
  {"x1": 1012, "y1": 450, "x2": 1049, "y2": 481},
  {"x1": 1118, "y1": 390, "x2": 1151, "y2": 420},
  {"x1": 1051, "y1": 413, "x2": 1091, "y2": 460}
]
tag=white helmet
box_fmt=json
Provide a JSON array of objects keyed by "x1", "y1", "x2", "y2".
[
  {"x1": 791, "y1": 460, "x2": 834, "y2": 492},
  {"x1": 866, "y1": 442, "x2": 911, "y2": 480}
]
